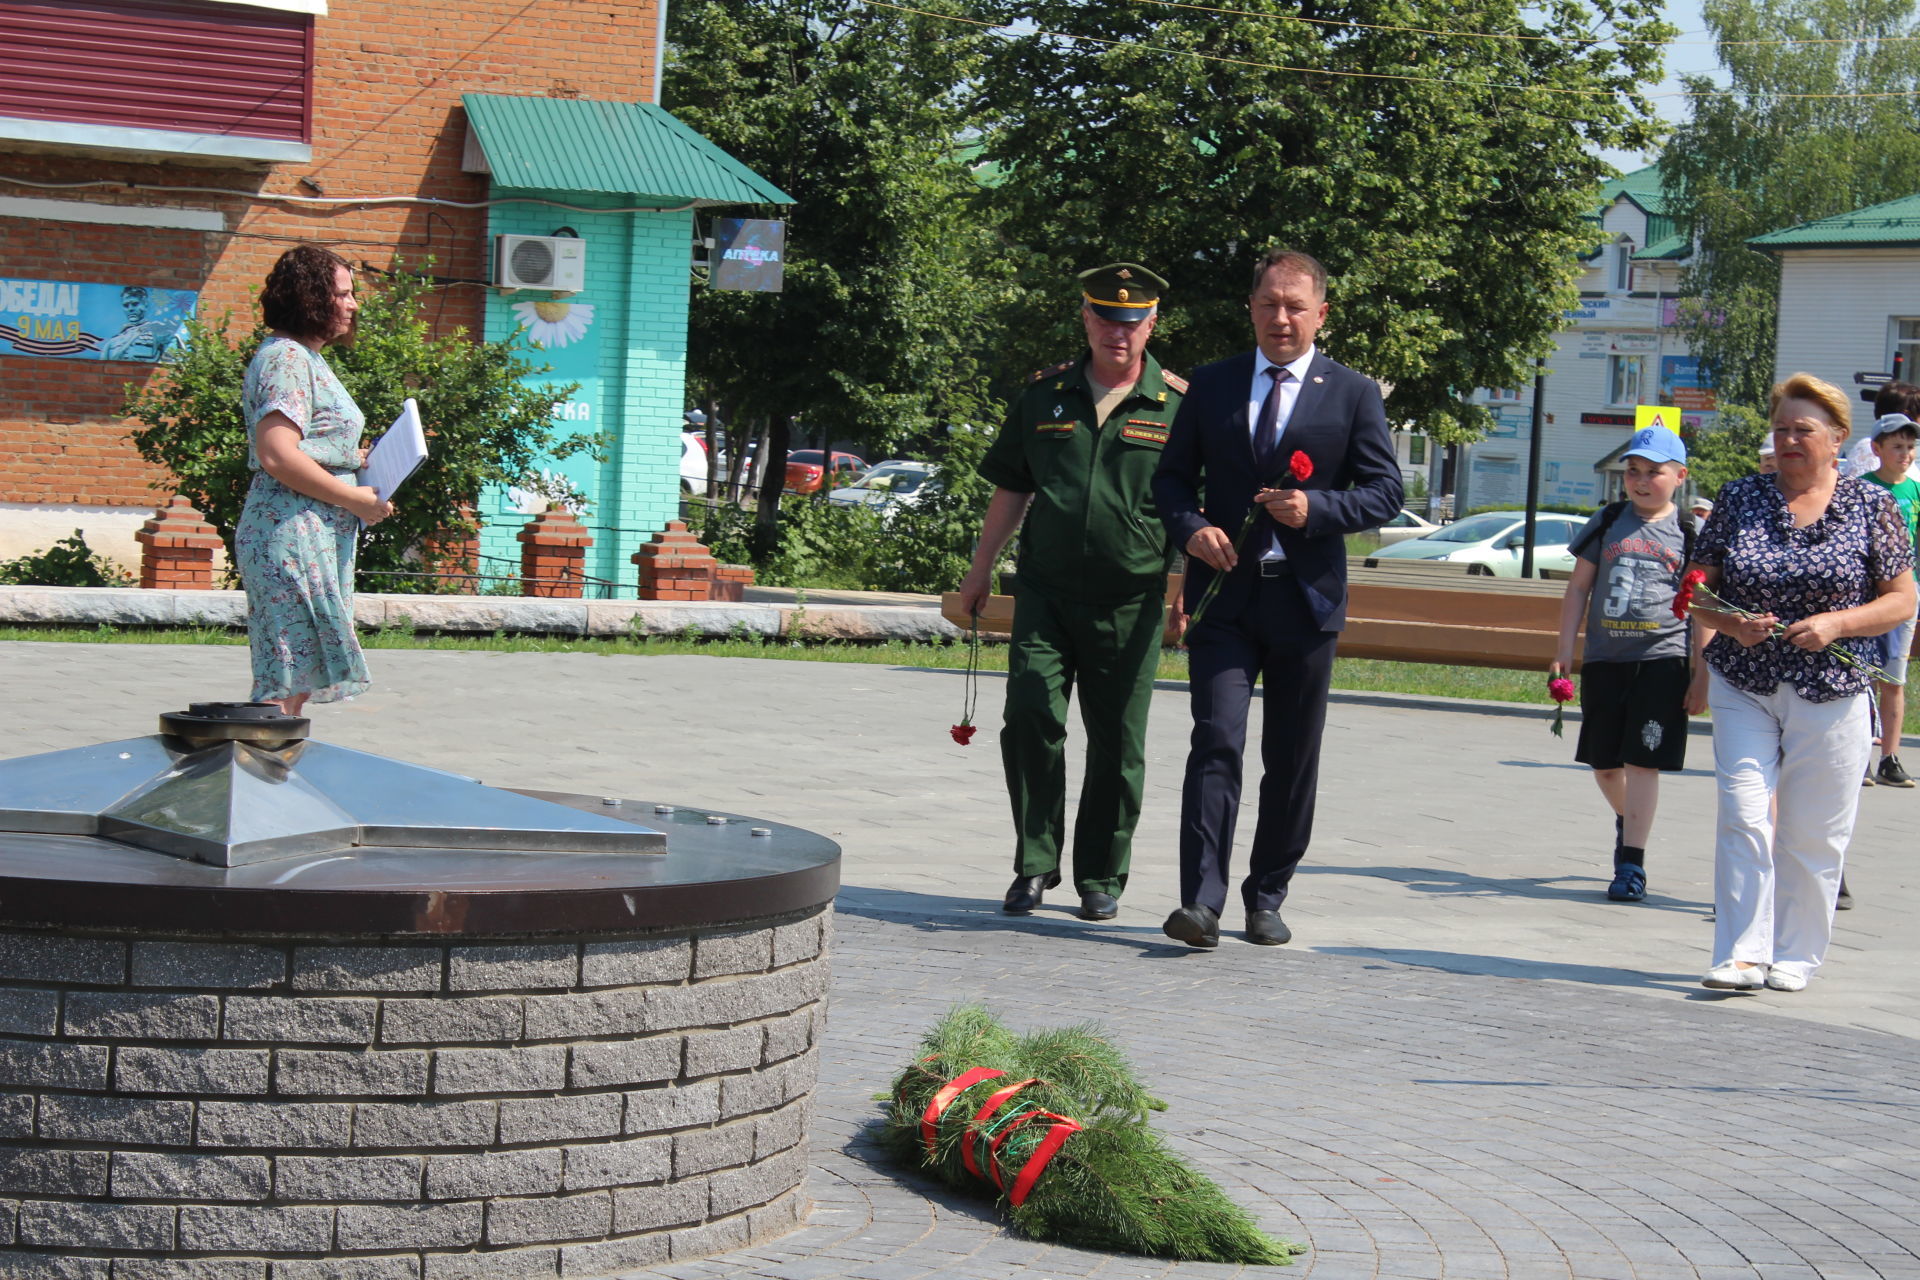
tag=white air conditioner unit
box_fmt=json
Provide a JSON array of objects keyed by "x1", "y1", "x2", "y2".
[{"x1": 494, "y1": 234, "x2": 586, "y2": 293}]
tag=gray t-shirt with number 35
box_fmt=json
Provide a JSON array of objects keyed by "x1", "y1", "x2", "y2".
[{"x1": 1574, "y1": 505, "x2": 1689, "y2": 663}]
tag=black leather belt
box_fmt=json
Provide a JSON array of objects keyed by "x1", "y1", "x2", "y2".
[{"x1": 1258, "y1": 560, "x2": 1295, "y2": 578}]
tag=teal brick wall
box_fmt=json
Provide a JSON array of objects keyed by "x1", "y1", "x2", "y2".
[{"x1": 478, "y1": 191, "x2": 690, "y2": 596}]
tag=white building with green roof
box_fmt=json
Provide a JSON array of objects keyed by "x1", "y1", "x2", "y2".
[
  {"x1": 1752, "y1": 193, "x2": 1920, "y2": 409},
  {"x1": 1446, "y1": 165, "x2": 1712, "y2": 515}
]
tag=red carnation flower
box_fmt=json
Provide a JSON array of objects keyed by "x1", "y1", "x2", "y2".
[
  {"x1": 1672, "y1": 568, "x2": 1707, "y2": 621},
  {"x1": 1289, "y1": 450, "x2": 1313, "y2": 483},
  {"x1": 1547, "y1": 675, "x2": 1575, "y2": 738},
  {"x1": 951, "y1": 610, "x2": 983, "y2": 745}
]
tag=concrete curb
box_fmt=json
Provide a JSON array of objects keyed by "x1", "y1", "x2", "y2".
[{"x1": 0, "y1": 584, "x2": 966, "y2": 643}]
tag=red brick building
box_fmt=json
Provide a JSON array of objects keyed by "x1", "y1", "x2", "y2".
[{"x1": 0, "y1": 0, "x2": 768, "y2": 574}]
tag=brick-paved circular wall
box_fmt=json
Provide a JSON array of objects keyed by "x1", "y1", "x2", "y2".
[{"x1": 0, "y1": 906, "x2": 830, "y2": 1278}]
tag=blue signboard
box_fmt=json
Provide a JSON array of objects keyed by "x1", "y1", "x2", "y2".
[
  {"x1": 1486, "y1": 404, "x2": 1526, "y2": 438},
  {"x1": 0, "y1": 278, "x2": 196, "y2": 362},
  {"x1": 1659, "y1": 355, "x2": 1717, "y2": 412}
]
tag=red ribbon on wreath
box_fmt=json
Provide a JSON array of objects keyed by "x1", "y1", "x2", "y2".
[
  {"x1": 917, "y1": 1066, "x2": 1085, "y2": 1206},
  {"x1": 920, "y1": 1065, "x2": 1004, "y2": 1157}
]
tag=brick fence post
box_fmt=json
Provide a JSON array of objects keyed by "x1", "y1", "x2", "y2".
[
  {"x1": 422, "y1": 503, "x2": 481, "y2": 594},
  {"x1": 517, "y1": 505, "x2": 593, "y2": 598},
  {"x1": 711, "y1": 563, "x2": 755, "y2": 603},
  {"x1": 134, "y1": 495, "x2": 224, "y2": 590},
  {"x1": 633, "y1": 522, "x2": 720, "y2": 601}
]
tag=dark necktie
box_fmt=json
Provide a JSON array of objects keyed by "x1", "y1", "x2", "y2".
[{"x1": 1254, "y1": 367, "x2": 1287, "y2": 479}]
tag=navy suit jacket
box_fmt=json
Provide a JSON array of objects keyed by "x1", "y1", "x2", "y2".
[{"x1": 1153, "y1": 350, "x2": 1402, "y2": 631}]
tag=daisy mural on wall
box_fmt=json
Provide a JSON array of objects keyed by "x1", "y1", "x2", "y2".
[
  {"x1": 511, "y1": 298, "x2": 596, "y2": 348},
  {"x1": 507, "y1": 467, "x2": 592, "y2": 516}
]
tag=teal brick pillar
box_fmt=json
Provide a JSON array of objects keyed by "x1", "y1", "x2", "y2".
[{"x1": 478, "y1": 191, "x2": 690, "y2": 597}]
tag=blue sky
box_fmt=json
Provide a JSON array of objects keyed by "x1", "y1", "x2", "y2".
[{"x1": 1602, "y1": 0, "x2": 1725, "y2": 170}]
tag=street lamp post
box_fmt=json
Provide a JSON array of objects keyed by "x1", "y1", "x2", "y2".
[{"x1": 1521, "y1": 357, "x2": 1546, "y2": 579}]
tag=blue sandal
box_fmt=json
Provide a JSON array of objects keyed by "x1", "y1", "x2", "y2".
[{"x1": 1607, "y1": 865, "x2": 1647, "y2": 902}]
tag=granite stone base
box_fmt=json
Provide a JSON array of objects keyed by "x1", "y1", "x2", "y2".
[{"x1": 0, "y1": 908, "x2": 830, "y2": 1277}]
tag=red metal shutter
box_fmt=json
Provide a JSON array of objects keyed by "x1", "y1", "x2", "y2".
[{"x1": 0, "y1": 0, "x2": 311, "y2": 144}]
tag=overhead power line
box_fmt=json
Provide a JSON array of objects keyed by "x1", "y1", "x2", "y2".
[
  {"x1": 1135, "y1": 0, "x2": 1920, "y2": 48},
  {"x1": 856, "y1": 0, "x2": 1920, "y2": 99}
]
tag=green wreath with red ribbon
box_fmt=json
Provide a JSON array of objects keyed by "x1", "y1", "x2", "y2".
[{"x1": 881, "y1": 1006, "x2": 1299, "y2": 1264}]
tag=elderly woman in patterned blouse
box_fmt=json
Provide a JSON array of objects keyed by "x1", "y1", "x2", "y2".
[{"x1": 1688, "y1": 373, "x2": 1916, "y2": 993}]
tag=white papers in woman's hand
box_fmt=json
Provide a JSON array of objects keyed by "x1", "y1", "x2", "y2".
[{"x1": 362, "y1": 398, "x2": 428, "y2": 502}]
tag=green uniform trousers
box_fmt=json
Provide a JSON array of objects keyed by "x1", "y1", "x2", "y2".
[{"x1": 1001, "y1": 584, "x2": 1164, "y2": 897}]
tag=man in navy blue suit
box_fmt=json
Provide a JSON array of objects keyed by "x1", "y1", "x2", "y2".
[{"x1": 1152, "y1": 249, "x2": 1403, "y2": 949}]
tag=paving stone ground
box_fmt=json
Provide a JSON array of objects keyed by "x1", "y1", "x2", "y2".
[{"x1": 5, "y1": 642, "x2": 1919, "y2": 1278}]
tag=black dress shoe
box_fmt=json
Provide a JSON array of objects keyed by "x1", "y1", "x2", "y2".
[
  {"x1": 1246, "y1": 909, "x2": 1292, "y2": 946},
  {"x1": 1161, "y1": 904, "x2": 1220, "y2": 949},
  {"x1": 1002, "y1": 871, "x2": 1061, "y2": 915},
  {"x1": 1078, "y1": 891, "x2": 1118, "y2": 921}
]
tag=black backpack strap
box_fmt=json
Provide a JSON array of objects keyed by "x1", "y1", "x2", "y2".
[{"x1": 1569, "y1": 499, "x2": 1629, "y2": 560}]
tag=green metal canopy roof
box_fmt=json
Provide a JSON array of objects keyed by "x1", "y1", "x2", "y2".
[
  {"x1": 1750, "y1": 191, "x2": 1920, "y2": 250},
  {"x1": 462, "y1": 94, "x2": 791, "y2": 206},
  {"x1": 1633, "y1": 232, "x2": 1689, "y2": 261}
]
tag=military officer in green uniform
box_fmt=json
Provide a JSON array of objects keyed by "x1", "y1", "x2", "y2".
[{"x1": 958, "y1": 263, "x2": 1186, "y2": 922}]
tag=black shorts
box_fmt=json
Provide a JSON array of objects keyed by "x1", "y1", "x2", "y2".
[{"x1": 1574, "y1": 657, "x2": 1690, "y2": 772}]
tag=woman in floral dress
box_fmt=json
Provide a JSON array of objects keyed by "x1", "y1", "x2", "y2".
[
  {"x1": 1688, "y1": 373, "x2": 1915, "y2": 993},
  {"x1": 236, "y1": 245, "x2": 395, "y2": 715}
]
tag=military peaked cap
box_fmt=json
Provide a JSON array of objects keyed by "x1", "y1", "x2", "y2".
[{"x1": 1079, "y1": 263, "x2": 1166, "y2": 324}]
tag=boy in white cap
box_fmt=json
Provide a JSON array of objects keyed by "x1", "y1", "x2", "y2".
[{"x1": 1862, "y1": 412, "x2": 1920, "y2": 786}]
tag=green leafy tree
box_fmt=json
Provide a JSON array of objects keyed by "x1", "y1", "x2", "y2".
[
  {"x1": 972, "y1": 0, "x2": 1672, "y2": 442},
  {"x1": 873, "y1": 411, "x2": 1000, "y2": 594},
  {"x1": 1663, "y1": 0, "x2": 1920, "y2": 412},
  {"x1": 1688, "y1": 403, "x2": 1771, "y2": 498},
  {"x1": 663, "y1": 0, "x2": 1011, "y2": 536},
  {"x1": 124, "y1": 270, "x2": 588, "y2": 589}
]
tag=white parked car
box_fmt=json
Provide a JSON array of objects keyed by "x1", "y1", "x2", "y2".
[
  {"x1": 1373, "y1": 509, "x2": 1443, "y2": 545},
  {"x1": 679, "y1": 431, "x2": 726, "y2": 494},
  {"x1": 1369, "y1": 510, "x2": 1585, "y2": 577},
  {"x1": 825, "y1": 460, "x2": 940, "y2": 513}
]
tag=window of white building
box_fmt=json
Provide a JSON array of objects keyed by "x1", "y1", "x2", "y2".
[
  {"x1": 1608, "y1": 355, "x2": 1643, "y2": 406},
  {"x1": 1614, "y1": 243, "x2": 1635, "y2": 291},
  {"x1": 1894, "y1": 318, "x2": 1920, "y2": 380},
  {"x1": 1484, "y1": 387, "x2": 1522, "y2": 402}
]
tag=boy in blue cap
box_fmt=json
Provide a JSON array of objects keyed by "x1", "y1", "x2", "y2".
[{"x1": 1550, "y1": 425, "x2": 1699, "y2": 902}]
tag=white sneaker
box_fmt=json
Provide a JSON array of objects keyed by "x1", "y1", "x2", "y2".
[
  {"x1": 1703, "y1": 962, "x2": 1765, "y2": 990},
  {"x1": 1765, "y1": 967, "x2": 1809, "y2": 992}
]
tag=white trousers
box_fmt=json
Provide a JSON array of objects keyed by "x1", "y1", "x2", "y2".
[{"x1": 1707, "y1": 670, "x2": 1867, "y2": 977}]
